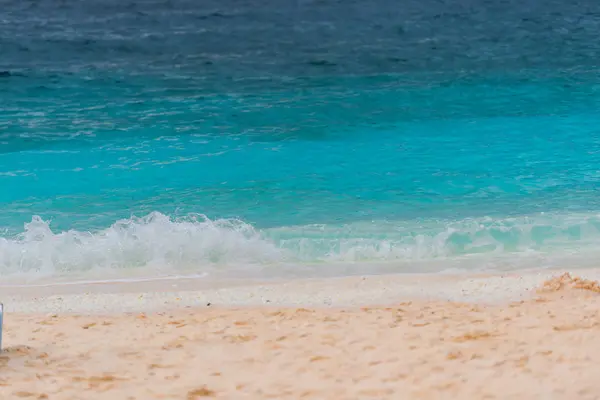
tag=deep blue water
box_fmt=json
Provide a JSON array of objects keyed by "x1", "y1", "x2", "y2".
[{"x1": 3, "y1": 0, "x2": 600, "y2": 282}]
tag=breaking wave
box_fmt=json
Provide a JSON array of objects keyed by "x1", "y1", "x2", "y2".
[{"x1": 3, "y1": 211, "x2": 600, "y2": 282}]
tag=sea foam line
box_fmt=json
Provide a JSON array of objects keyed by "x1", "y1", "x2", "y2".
[{"x1": 2, "y1": 211, "x2": 600, "y2": 279}]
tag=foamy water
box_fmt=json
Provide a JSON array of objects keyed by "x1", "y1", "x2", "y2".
[{"x1": 3, "y1": 211, "x2": 600, "y2": 284}]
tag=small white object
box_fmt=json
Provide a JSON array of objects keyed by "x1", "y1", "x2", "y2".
[{"x1": 0, "y1": 303, "x2": 3, "y2": 351}]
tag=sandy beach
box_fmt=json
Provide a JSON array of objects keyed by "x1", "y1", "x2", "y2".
[{"x1": 2, "y1": 269, "x2": 600, "y2": 399}]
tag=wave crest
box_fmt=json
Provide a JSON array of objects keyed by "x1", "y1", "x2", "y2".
[
  {"x1": 3, "y1": 212, "x2": 600, "y2": 280},
  {"x1": 0, "y1": 212, "x2": 283, "y2": 277}
]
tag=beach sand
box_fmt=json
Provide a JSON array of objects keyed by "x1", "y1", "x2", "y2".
[{"x1": 2, "y1": 270, "x2": 600, "y2": 399}]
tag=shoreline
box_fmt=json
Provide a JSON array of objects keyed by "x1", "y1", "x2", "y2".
[
  {"x1": 2, "y1": 269, "x2": 600, "y2": 398},
  {"x1": 3, "y1": 267, "x2": 600, "y2": 314}
]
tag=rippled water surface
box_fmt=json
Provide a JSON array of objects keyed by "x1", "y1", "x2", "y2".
[{"x1": 3, "y1": 0, "x2": 600, "y2": 282}]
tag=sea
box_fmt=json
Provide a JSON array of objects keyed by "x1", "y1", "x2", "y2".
[{"x1": 3, "y1": 0, "x2": 600, "y2": 284}]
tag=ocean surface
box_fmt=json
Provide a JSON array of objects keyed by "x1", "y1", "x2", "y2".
[{"x1": 3, "y1": 0, "x2": 600, "y2": 283}]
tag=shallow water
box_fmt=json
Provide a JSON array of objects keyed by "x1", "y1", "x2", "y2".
[{"x1": 3, "y1": 0, "x2": 600, "y2": 282}]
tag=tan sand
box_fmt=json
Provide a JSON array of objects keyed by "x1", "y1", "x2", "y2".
[{"x1": 2, "y1": 271, "x2": 600, "y2": 399}]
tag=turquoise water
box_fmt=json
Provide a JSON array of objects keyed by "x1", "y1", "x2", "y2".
[{"x1": 3, "y1": 0, "x2": 600, "y2": 282}]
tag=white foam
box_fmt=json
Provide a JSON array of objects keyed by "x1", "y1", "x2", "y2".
[
  {"x1": 3, "y1": 211, "x2": 600, "y2": 283},
  {"x1": 0, "y1": 212, "x2": 284, "y2": 279}
]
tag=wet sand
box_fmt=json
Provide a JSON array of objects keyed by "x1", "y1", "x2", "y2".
[{"x1": 1, "y1": 270, "x2": 600, "y2": 399}]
